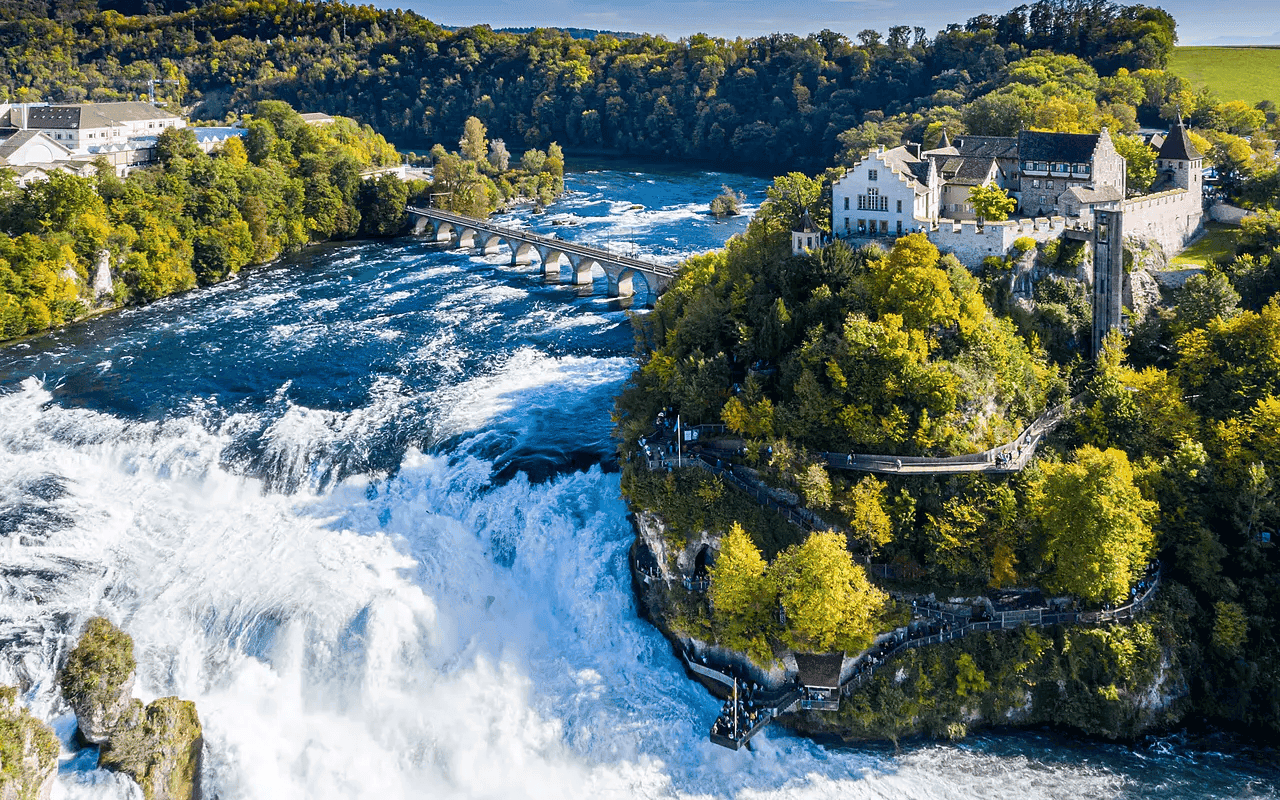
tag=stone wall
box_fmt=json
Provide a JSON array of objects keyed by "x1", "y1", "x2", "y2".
[
  {"x1": 1209, "y1": 202, "x2": 1251, "y2": 224},
  {"x1": 927, "y1": 216, "x2": 1079, "y2": 267},
  {"x1": 1120, "y1": 189, "x2": 1203, "y2": 255}
]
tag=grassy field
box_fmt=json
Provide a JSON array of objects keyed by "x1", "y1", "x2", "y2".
[
  {"x1": 1168, "y1": 47, "x2": 1280, "y2": 108},
  {"x1": 1169, "y1": 222, "x2": 1239, "y2": 268}
]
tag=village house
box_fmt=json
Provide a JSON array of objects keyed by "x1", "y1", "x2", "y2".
[{"x1": 0, "y1": 101, "x2": 247, "y2": 185}]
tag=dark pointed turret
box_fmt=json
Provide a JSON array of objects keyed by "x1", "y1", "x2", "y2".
[
  {"x1": 939, "y1": 128, "x2": 951, "y2": 149},
  {"x1": 1158, "y1": 118, "x2": 1202, "y2": 162}
]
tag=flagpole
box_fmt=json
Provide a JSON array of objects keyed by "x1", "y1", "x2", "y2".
[{"x1": 677, "y1": 415, "x2": 682, "y2": 466}]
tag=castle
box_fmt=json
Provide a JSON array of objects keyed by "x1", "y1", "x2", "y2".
[
  {"x1": 823, "y1": 121, "x2": 1205, "y2": 265},
  {"x1": 814, "y1": 121, "x2": 1208, "y2": 355}
]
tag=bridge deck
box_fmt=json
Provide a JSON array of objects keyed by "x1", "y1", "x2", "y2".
[{"x1": 407, "y1": 206, "x2": 679, "y2": 280}]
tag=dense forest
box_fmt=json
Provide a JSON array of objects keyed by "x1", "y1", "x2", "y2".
[
  {"x1": 617, "y1": 172, "x2": 1280, "y2": 737},
  {"x1": 2, "y1": 0, "x2": 1276, "y2": 190},
  {"x1": 0, "y1": 0, "x2": 1197, "y2": 173}
]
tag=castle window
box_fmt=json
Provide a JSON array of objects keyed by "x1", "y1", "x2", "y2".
[
  {"x1": 868, "y1": 169, "x2": 878, "y2": 181},
  {"x1": 896, "y1": 220, "x2": 903, "y2": 234},
  {"x1": 897, "y1": 200, "x2": 902, "y2": 213},
  {"x1": 1032, "y1": 179, "x2": 1040, "y2": 188},
  {"x1": 1046, "y1": 180, "x2": 1054, "y2": 189},
  {"x1": 843, "y1": 197, "x2": 849, "y2": 210}
]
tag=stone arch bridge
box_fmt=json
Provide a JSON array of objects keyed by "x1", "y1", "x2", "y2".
[{"x1": 407, "y1": 206, "x2": 678, "y2": 301}]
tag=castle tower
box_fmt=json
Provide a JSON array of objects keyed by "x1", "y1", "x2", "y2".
[
  {"x1": 792, "y1": 209, "x2": 821, "y2": 256},
  {"x1": 1156, "y1": 118, "x2": 1203, "y2": 193},
  {"x1": 1091, "y1": 207, "x2": 1124, "y2": 357}
]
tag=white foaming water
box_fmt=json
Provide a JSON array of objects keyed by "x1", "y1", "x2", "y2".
[{"x1": 2, "y1": 376, "x2": 1253, "y2": 800}]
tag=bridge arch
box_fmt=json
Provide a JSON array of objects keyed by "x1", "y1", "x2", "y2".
[
  {"x1": 538, "y1": 248, "x2": 567, "y2": 277},
  {"x1": 511, "y1": 241, "x2": 537, "y2": 266},
  {"x1": 456, "y1": 227, "x2": 479, "y2": 248},
  {"x1": 568, "y1": 256, "x2": 601, "y2": 286},
  {"x1": 476, "y1": 234, "x2": 506, "y2": 255},
  {"x1": 431, "y1": 221, "x2": 455, "y2": 244}
]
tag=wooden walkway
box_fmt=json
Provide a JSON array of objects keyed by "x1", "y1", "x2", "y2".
[{"x1": 688, "y1": 563, "x2": 1161, "y2": 750}]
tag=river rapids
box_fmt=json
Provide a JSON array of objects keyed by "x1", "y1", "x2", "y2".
[{"x1": 0, "y1": 163, "x2": 1275, "y2": 799}]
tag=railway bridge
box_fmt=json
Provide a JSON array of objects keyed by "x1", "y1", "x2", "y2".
[{"x1": 407, "y1": 206, "x2": 679, "y2": 300}]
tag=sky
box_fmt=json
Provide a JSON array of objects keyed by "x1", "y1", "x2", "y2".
[{"x1": 397, "y1": 0, "x2": 1280, "y2": 46}]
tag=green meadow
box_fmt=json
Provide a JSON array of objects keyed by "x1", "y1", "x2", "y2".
[{"x1": 1168, "y1": 47, "x2": 1280, "y2": 107}]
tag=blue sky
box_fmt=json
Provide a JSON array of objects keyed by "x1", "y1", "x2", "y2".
[{"x1": 400, "y1": 0, "x2": 1280, "y2": 46}]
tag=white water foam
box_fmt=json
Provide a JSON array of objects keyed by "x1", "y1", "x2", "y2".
[{"x1": 0, "y1": 376, "x2": 1267, "y2": 800}]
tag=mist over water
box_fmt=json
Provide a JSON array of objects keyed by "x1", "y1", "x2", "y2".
[{"x1": 0, "y1": 164, "x2": 1276, "y2": 800}]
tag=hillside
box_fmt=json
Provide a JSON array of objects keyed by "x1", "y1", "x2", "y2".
[{"x1": 1168, "y1": 46, "x2": 1280, "y2": 108}]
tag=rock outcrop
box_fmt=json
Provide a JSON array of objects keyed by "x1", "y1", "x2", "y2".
[
  {"x1": 92, "y1": 249, "x2": 114, "y2": 302},
  {"x1": 59, "y1": 618, "x2": 202, "y2": 800},
  {"x1": 99, "y1": 697, "x2": 203, "y2": 800},
  {"x1": 60, "y1": 617, "x2": 137, "y2": 744},
  {"x1": 0, "y1": 686, "x2": 58, "y2": 800}
]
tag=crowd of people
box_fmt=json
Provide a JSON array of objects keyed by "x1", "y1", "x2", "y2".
[{"x1": 711, "y1": 681, "x2": 765, "y2": 741}]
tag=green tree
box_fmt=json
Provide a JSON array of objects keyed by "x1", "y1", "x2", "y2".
[
  {"x1": 967, "y1": 183, "x2": 1016, "y2": 222},
  {"x1": 1113, "y1": 133, "x2": 1157, "y2": 194},
  {"x1": 459, "y1": 116, "x2": 488, "y2": 162},
  {"x1": 1032, "y1": 445, "x2": 1158, "y2": 605},
  {"x1": 357, "y1": 175, "x2": 409, "y2": 236},
  {"x1": 1176, "y1": 269, "x2": 1239, "y2": 331},
  {"x1": 1212, "y1": 600, "x2": 1248, "y2": 655},
  {"x1": 771, "y1": 530, "x2": 886, "y2": 653}
]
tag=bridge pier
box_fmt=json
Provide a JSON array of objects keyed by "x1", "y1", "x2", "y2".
[
  {"x1": 570, "y1": 257, "x2": 597, "y2": 286},
  {"x1": 511, "y1": 241, "x2": 536, "y2": 266},
  {"x1": 608, "y1": 268, "x2": 636, "y2": 298}
]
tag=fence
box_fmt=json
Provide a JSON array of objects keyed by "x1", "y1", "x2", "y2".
[{"x1": 841, "y1": 567, "x2": 1161, "y2": 695}]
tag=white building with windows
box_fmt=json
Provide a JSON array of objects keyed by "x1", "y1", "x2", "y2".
[
  {"x1": 0, "y1": 101, "x2": 188, "y2": 181},
  {"x1": 832, "y1": 144, "x2": 938, "y2": 238}
]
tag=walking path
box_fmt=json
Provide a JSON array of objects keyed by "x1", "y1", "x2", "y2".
[
  {"x1": 632, "y1": 401, "x2": 1164, "y2": 750},
  {"x1": 685, "y1": 562, "x2": 1161, "y2": 750}
]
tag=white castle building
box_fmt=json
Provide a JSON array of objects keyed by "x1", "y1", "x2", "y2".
[{"x1": 825, "y1": 121, "x2": 1205, "y2": 264}]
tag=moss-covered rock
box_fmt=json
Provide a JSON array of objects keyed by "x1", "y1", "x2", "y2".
[
  {"x1": 59, "y1": 617, "x2": 136, "y2": 745},
  {"x1": 0, "y1": 686, "x2": 58, "y2": 800},
  {"x1": 58, "y1": 619, "x2": 203, "y2": 800},
  {"x1": 99, "y1": 697, "x2": 202, "y2": 800}
]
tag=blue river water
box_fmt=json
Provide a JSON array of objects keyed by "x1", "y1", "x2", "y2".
[{"x1": 0, "y1": 162, "x2": 1276, "y2": 799}]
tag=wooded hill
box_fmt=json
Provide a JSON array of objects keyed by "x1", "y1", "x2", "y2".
[{"x1": 1, "y1": 0, "x2": 1177, "y2": 170}]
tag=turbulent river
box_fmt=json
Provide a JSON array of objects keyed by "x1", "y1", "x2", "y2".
[{"x1": 1, "y1": 162, "x2": 1276, "y2": 800}]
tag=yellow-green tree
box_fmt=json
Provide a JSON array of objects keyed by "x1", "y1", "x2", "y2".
[
  {"x1": 842, "y1": 476, "x2": 892, "y2": 550},
  {"x1": 967, "y1": 183, "x2": 1016, "y2": 222},
  {"x1": 1032, "y1": 445, "x2": 1158, "y2": 605},
  {"x1": 458, "y1": 116, "x2": 488, "y2": 162},
  {"x1": 771, "y1": 530, "x2": 886, "y2": 653},
  {"x1": 707, "y1": 522, "x2": 774, "y2": 664}
]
